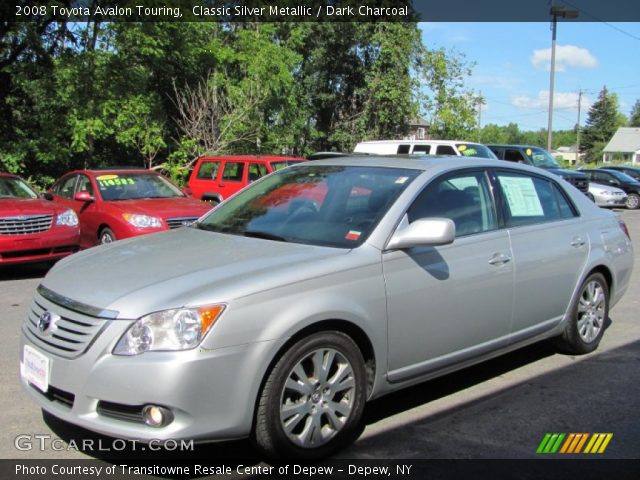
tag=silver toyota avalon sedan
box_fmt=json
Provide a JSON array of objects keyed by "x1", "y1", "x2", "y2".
[{"x1": 19, "y1": 156, "x2": 634, "y2": 459}]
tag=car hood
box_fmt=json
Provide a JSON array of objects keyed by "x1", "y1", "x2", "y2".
[
  {"x1": 42, "y1": 227, "x2": 351, "y2": 318},
  {"x1": 104, "y1": 197, "x2": 211, "y2": 219},
  {"x1": 0, "y1": 198, "x2": 64, "y2": 216},
  {"x1": 589, "y1": 183, "x2": 625, "y2": 194}
]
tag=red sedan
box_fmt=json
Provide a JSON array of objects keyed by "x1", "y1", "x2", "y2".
[
  {"x1": 48, "y1": 169, "x2": 212, "y2": 247},
  {"x1": 0, "y1": 173, "x2": 80, "y2": 265}
]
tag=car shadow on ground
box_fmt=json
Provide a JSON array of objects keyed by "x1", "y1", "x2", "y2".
[
  {"x1": 0, "y1": 262, "x2": 50, "y2": 281},
  {"x1": 42, "y1": 334, "x2": 580, "y2": 467}
]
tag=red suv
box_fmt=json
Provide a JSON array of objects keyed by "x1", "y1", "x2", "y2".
[
  {"x1": 188, "y1": 155, "x2": 305, "y2": 204},
  {"x1": 1, "y1": 173, "x2": 80, "y2": 265},
  {"x1": 48, "y1": 169, "x2": 212, "y2": 247}
]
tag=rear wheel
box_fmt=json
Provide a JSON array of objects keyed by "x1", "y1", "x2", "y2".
[
  {"x1": 557, "y1": 272, "x2": 609, "y2": 354},
  {"x1": 98, "y1": 227, "x2": 116, "y2": 245},
  {"x1": 626, "y1": 193, "x2": 640, "y2": 210},
  {"x1": 253, "y1": 331, "x2": 367, "y2": 460}
]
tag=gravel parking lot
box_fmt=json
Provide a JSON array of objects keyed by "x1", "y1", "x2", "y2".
[{"x1": 1, "y1": 210, "x2": 639, "y2": 461}]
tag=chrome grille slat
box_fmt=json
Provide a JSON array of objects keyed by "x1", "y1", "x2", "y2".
[
  {"x1": 0, "y1": 214, "x2": 53, "y2": 235},
  {"x1": 166, "y1": 216, "x2": 199, "y2": 229},
  {"x1": 25, "y1": 290, "x2": 112, "y2": 359}
]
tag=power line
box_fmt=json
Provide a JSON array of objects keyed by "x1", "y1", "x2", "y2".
[{"x1": 559, "y1": 0, "x2": 640, "y2": 41}]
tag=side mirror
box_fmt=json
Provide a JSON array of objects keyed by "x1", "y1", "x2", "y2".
[
  {"x1": 74, "y1": 191, "x2": 94, "y2": 202},
  {"x1": 42, "y1": 192, "x2": 54, "y2": 201},
  {"x1": 386, "y1": 217, "x2": 455, "y2": 250}
]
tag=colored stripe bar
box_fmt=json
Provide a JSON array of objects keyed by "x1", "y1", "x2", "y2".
[
  {"x1": 550, "y1": 433, "x2": 566, "y2": 453},
  {"x1": 560, "y1": 434, "x2": 576, "y2": 454},
  {"x1": 598, "y1": 434, "x2": 613, "y2": 453},
  {"x1": 574, "y1": 433, "x2": 589, "y2": 453},
  {"x1": 537, "y1": 433, "x2": 552, "y2": 454}
]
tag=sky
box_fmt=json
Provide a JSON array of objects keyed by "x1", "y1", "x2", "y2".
[{"x1": 419, "y1": 21, "x2": 640, "y2": 131}]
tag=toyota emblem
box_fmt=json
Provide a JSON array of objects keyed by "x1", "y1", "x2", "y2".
[{"x1": 38, "y1": 311, "x2": 59, "y2": 334}]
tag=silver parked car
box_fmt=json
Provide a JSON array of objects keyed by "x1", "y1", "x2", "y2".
[
  {"x1": 589, "y1": 182, "x2": 628, "y2": 208},
  {"x1": 20, "y1": 156, "x2": 634, "y2": 459}
]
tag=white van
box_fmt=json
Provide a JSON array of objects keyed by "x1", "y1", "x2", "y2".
[{"x1": 354, "y1": 139, "x2": 498, "y2": 159}]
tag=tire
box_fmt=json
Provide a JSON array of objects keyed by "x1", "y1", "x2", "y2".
[
  {"x1": 557, "y1": 272, "x2": 609, "y2": 355},
  {"x1": 253, "y1": 331, "x2": 367, "y2": 460},
  {"x1": 625, "y1": 193, "x2": 640, "y2": 210},
  {"x1": 98, "y1": 227, "x2": 116, "y2": 245}
]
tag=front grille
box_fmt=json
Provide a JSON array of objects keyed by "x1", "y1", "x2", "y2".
[
  {"x1": 0, "y1": 214, "x2": 53, "y2": 235},
  {"x1": 23, "y1": 290, "x2": 110, "y2": 360},
  {"x1": 166, "y1": 216, "x2": 198, "y2": 229},
  {"x1": 97, "y1": 401, "x2": 145, "y2": 423}
]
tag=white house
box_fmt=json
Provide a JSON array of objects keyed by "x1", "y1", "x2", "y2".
[{"x1": 603, "y1": 127, "x2": 640, "y2": 164}]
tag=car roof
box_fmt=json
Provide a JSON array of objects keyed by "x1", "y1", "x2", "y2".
[
  {"x1": 196, "y1": 155, "x2": 304, "y2": 163},
  {"x1": 0, "y1": 172, "x2": 19, "y2": 179},
  {"x1": 602, "y1": 165, "x2": 640, "y2": 170},
  {"x1": 61, "y1": 168, "x2": 159, "y2": 176},
  {"x1": 356, "y1": 139, "x2": 484, "y2": 145},
  {"x1": 485, "y1": 144, "x2": 541, "y2": 149},
  {"x1": 295, "y1": 154, "x2": 554, "y2": 177}
]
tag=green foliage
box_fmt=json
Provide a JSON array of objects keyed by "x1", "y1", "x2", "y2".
[
  {"x1": 629, "y1": 99, "x2": 640, "y2": 127},
  {"x1": 581, "y1": 86, "x2": 624, "y2": 163}
]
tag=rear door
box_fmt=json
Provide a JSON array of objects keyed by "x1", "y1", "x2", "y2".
[
  {"x1": 218, "y1": 160, "x2": 247, "y2": 198},
  {"x1": 494, "y1": 169, "x2": 589, "y2": 337}
]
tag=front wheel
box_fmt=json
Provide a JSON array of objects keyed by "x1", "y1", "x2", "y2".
[
  {"x1": 556, "y1": 272, "x2": 609, "y2": 355},
  {"x1": 626, "y1": 193, "x2": 640, "y2": 210},
  {"x1": 98, "y1": 227, "x2": 116, "y2": 245},
  {"x1": 253, "y1": 331, "x2": 367, "y2": 460}
]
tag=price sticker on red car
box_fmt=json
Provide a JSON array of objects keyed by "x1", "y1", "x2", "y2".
[{"x1": 21, "y1": 345, "x2": 50, "y2": 393}]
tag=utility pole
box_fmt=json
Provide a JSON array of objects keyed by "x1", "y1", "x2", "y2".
[
  {"x1": 477, "y1": 91, "x2": 483, "y2": 142},
  {"x1": 576, "y1": 90, "x2": 582, "y2": 164},
  {"x1": 547, "y1": 3, "x2": 579, "y2": 151}
]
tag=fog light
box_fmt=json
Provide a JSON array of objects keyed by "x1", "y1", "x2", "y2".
[{"x1": 142, "y1": 405, "x2": 173, "y2": 427}]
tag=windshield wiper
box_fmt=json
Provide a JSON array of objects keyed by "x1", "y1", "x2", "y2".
[{"x1": 243, "y1": 230, "x2": 288, "y2": 242}]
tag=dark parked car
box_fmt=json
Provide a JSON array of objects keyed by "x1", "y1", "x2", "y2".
[
  {"x1": 580, "y1": 168, "x2": 640, "y2": 209},
  {"x1": 487, "y1": 145, "x2": 591, "y2": 198},
  {"x1": 600, "y1": 165, "x2": 640, "y2": 182}
]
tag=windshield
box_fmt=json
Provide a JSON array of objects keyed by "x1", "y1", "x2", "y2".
[
  {"x1": 0, "y1": 176, "x2": 38, "y2": 199},
  {"x1": 96, "y1": 173, "x2": 184, "y2": 201},
  {"x1": 197, "y1": 165, "x2": 420, "y2": 248},
  {"x1": 604, "y1": 169, "x2": 640, "y2": 184},
  {"x1": 456, "y1": 144, "x2": 497, "y2": 159},
  {"x1": 525, "y1": 147, "x2": 560, "y2": 168},
  {"x1": 271, "y1": 160, "x2": 305, "y2": 171}
]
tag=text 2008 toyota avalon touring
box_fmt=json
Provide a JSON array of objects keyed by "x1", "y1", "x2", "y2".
[{"x1": 20, "y1": 157, "x2": 633, "y2": 459}]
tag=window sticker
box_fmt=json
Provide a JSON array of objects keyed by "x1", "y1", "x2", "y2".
[
  {"x1": 461, "y1": 148, "x2": 478, "y2": 157},
  {"x1": 96, "y1": 175, "x2": 118, "y2": 181},
  {"x1": 345, "y1": 230, "x2": 361, "y2": 241},
  {"x1": 395, "y1": 176, "x2": 409, "y2": 184},
  {"x1": 458, "y1": 145, "x2": 467, "y2": 151},
  {"x1": 97, "y1": 176, "x2": 136, "y2": 188},
  {"x1": 498, "y1": 176, "x2": 543, "y2": 216},
  {"x1": 526, "y1": 148, "x2": 533, "y2": 156}
]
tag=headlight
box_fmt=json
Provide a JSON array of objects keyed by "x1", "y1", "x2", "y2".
[
  {"x1": 122, "y1": 213, "x2": 162, "y2": 228},
  {"x1": 113, "y1": 305, "x2": 225, "y2": 355},
  {"x1": 56, "y1": 209, "x2": 79, "y2": 227}
]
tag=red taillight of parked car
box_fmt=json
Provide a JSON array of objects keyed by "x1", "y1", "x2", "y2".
[{"x1": 619, "y1": 220, "x2": 631, "y2": 240}]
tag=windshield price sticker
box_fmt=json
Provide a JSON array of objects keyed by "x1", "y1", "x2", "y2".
[
  {"x1": 345, "y1": 230, "x2": 361, "y2": 241},
  {"x1": 98, "y1": 177, "x2": 136, "y2": 188}
]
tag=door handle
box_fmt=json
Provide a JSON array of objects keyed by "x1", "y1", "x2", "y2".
[
  {"x1": 570, "y1": 237, "x2": 586, "y2": 248},
  {"x1": 488, "y1": 253, "x2": 511, "y2": 266}
]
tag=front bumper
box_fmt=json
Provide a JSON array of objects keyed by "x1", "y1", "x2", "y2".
[
  {"x1": 0, "y1": 227, "x2": 79, "y2": 265},
  {"x1": 19, "y1": 314, "x2": 276, "y2": 442}
]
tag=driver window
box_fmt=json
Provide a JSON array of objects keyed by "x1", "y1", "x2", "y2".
[{"x1": 407, "y1": 171, "x2": 497, "y2": 237}]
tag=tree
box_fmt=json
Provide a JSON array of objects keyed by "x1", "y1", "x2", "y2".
[
  {"x1": 418, "y1": 48, "x2": 480, "y2": 140},
  {"x1": 581, "y1": 86, "x2": 623, "y2": 163},
  {"x1": 629, "y1": 99, "x2": 640, "y2": 127}
]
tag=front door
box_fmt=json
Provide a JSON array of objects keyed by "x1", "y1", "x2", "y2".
[{"x1": 384, "y1": 169, "x2": 514, "y2": 382}]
